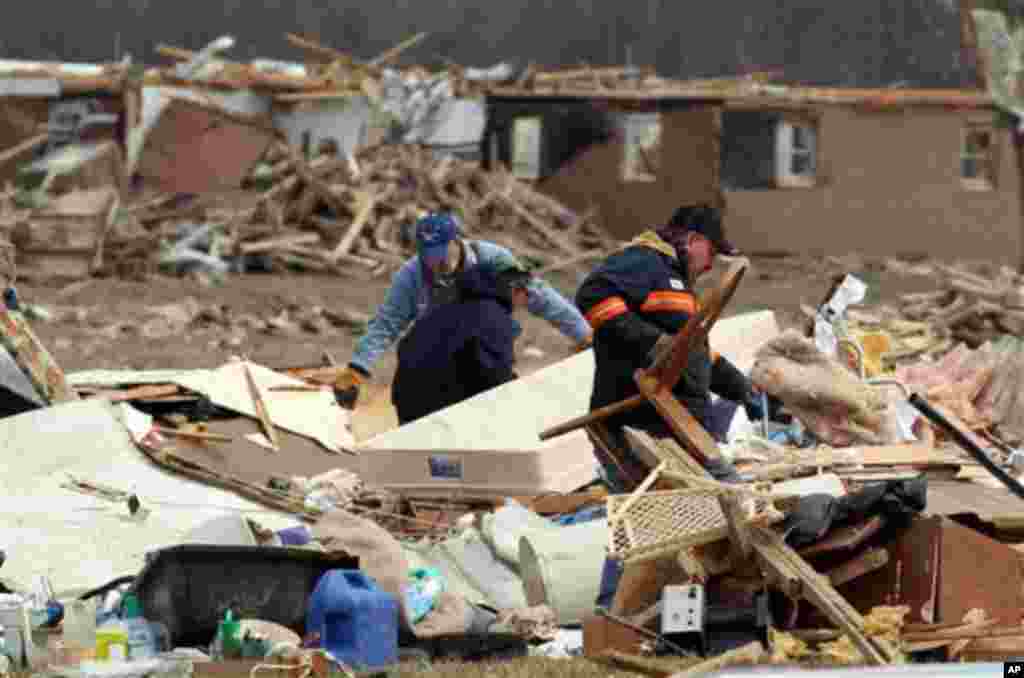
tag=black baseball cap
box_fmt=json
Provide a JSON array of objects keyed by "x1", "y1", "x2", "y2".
[{"x1": 668, "y1": 204, "x2": 739, "y2": 256}]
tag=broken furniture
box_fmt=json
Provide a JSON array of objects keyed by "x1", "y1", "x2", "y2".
[{"x1": 539, "y1": 259, "x2": 748, "y2": 487}]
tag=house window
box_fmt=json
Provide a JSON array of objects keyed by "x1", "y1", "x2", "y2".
[
  {"x1": 775, "y1": 119, "x2": 818, "y2": 188},
  {"x1": 621, "y1": 112, "x2": 661, "y2": 182},
  {"x1": 511, "y1": 116, "x2": 542, "y2": 180},
  {"x1": 720, "y1": 111, "x2": 819, "y2": 191},
  {"x1": 961, "y1": 123, "x2": 995, "y2": 191}
]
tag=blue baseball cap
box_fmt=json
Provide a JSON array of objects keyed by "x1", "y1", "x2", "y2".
[{"x1": 415, "y1": 213, "x2": 459, "y2": 265}]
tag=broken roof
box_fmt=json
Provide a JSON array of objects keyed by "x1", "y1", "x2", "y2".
[{"x1": 485, "y1": 81, "x2": 994, "y2": 109}]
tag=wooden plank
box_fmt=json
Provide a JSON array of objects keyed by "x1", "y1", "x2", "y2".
[
  {"x1": 136, "y1": 443, "x2": 318, "y2": 521},
  {"x1": 369, "y1": 32, "x2": 428, "y2": 67},
  {"x1": 153, "y1": 426, "x2": 234, "y2": 443},
  {"x1": 512, "y1": 490, "x2": 606, "y2": 516},
  {"x1": 611, "y1": 554, "x2": 686, "y2": 617},
  {"x1": 0, "y1": 133, "x2": 48, "y2": 165},
  {"x1": 495, "y1": 191, "x2": 579, "y2": 257},
  {"x1": 284, "y1": 33, "x2": 358, "y2": 67},
  {"x1": 288, "y1": 146, "x2": 350, "y2": 218},
  {"x1": 750, "y1": 525, "x2": 897, "y2": 665},
  {"x1": 329, "y1": 192, "x2": 377, "y2": 262},
  {"x1": 0, "y1": 307, "x2": 78, "y2": 405},
  {"x1": 596, "y1": 650, "x2": 676, "y2": 677},
  {"x1": 846, "y1": 444, "x2": 959, "y2": 467},
  {"x1": 718, "y1": 491, "x2": 754, "y2": 564},
  {"x1": 667, "y1": 641, "x2": 765, "y2": 678},
  {"x1": 902, "y1": 625, "x2": 1024, "y2": 643},
  {"x1": 242, "y1": 360, "x2": 279, "y2": 452},
  {"x1": 623, "y1": 427, "x2": 710, "y2": 479},
  {"x1": 636, "y1": 372, "x2": 723, "y2": 465},
  {"x1": 240, "y1": 233, "x2": 320, "y2": 254},
  {"x1": 93, "y1": 383, "x2": 181, "y2": 402},
  {"x1": 826, "y1": 548, "x2": 889, "y2": 587}
]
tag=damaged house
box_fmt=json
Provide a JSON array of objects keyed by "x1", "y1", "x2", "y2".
[
  {"x1": 482, "y1": 84, "x2": 1022, "y2": 266},
  {"x1": 0, "y1": 60, "x2": 125, "y2": 190}
]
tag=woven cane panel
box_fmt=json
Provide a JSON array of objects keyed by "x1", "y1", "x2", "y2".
[{"x1": 607, "y1": 489, "x2": 728, "y2": 562}]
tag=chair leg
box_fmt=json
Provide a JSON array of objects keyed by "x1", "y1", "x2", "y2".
[{"x1": 587, "y1": 422, "x2": 651, "y2": 493}]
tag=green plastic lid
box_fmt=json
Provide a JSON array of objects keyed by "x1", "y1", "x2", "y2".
[{"x1": 122, "y1": 593, "x2": 140, "y2": 619}]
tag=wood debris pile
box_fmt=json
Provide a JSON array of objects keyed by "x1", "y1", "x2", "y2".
[
  {"x1": 2, "y1": 142, "x2": 617, "y2": 281},
  {"x1": 888, "y1": 262, "x2": 1024, "y2": 349},
  {"x1": 231, "y1": 142, "x2": 617, "y2": 276}
]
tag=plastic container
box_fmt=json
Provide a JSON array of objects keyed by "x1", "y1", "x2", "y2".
[
  {"x1": 121, "y1": 594, "x2": 158, "y2": 660},
  {"x1": 305, "y1": 570, "x2": 398, "y2": 669},
  {"x1": 213, "y1": 610, "x2": 241, "y2": 660},
  {"x1": 518, "y1": 519, "x2": 609, "y2": 626},
  {"x1": 403, "y1": 568, "x2": 445, "y2": 623},
  {"x1": 0, "y1": 595, "x2": 25, "y2": 668}
]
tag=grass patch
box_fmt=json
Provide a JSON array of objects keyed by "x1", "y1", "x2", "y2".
[{"x1": 389, "y1": 656, "x2": 699, "y2": 678}]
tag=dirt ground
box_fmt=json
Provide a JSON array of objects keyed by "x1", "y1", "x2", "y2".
[{"x1": 15, "y1": 252, "x2": 941, "y2": 442}]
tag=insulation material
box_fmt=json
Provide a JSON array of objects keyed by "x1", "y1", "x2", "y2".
[
  {"x1": 818, "y1": 606, "x2": 908, "y2": 666},
  {"x1": 896, "y1": 340, "x2": 1016, "y2": 445},
  {"x1": 751, "y1": 329, "x2": 900, "y2": 446}
]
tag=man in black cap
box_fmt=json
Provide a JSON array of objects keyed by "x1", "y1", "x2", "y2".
[{"x1": 575, "y1": 203, "x2": 764, "y2": 490}]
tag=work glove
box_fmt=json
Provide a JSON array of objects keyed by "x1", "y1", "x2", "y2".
[
  {"x1": 647, "y1": 334, "x2": 675, "y2": 370},
  {"x1": 333, "y1": 365, "x2": 369, "y2": 410},
  {"x1": 573, "y1": 335, "x2": 594, "y2": 355}
]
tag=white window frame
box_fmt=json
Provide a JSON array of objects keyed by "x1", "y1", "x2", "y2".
[
  {"x1": 775, "y1": 118, "x2": 818, "y2": 188},
  {"x1": 621, "y1": 112, "x2": 662, "y2": 183},
  {"x1": 510, "y1": 116, "x2": 542, "y2": 180},
  {"x1": 960, "y1": 122, "x2": 996, "y2": 191}
]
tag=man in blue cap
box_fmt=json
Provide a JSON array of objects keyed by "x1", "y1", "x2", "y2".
[
  {"x1": 575, "y1": 203, "x2": 767, "y2": 489},
  {"x1": 333, "y1": 212, "x2": 593, "y2": 408},
  {"x1": 390, "y1": 262, "x2": 534, "y2": 425}
]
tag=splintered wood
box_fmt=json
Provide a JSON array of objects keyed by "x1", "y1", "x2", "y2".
[
  {"x1": 853, "y1": 262, "x2": 1024, "y2": 352},
  {"x1": 234, "y1": 143, "x2": 614, "y2": 276},
  {"x1": 750, "y1": 525, "x2": 899, "y2": 665}
]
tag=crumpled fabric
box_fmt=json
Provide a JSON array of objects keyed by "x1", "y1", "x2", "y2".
[
  {"x1": 782, "y1": 478, "x2": 927, "y2": 548},
  {"x1": 311, "y1": 509, "x2": 470, "y2": 638}
]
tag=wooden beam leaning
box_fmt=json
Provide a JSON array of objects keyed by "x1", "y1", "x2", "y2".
[{"x1": 749, "y1": 525, "x2": 897, "y2": 665}]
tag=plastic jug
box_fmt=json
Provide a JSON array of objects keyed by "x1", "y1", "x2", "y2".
[
  {"x1": 121, "y1": 594, "x2": 157, "y2": 660},
  {"x1": 305, "y1": 570, "x2": 398, "y2": 669}
]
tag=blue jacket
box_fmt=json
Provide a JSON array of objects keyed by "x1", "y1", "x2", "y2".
[
  {"x1": 350, "y1": 239, "x2": 591, "y2": 375},
  {"x1": 391, "y1": 267, "x2": 521, "y2": 425}
]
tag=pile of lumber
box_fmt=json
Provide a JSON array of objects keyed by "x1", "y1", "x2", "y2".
[
  {"x1": 231, "y1": 142, "x2": 618, "y2": 275},
  {"x1": 892, "y1": 263, "x2": 1024, "y2": 348},
  {"x1": 5, "y1": 141, "x2": 617, "y2": 281}
]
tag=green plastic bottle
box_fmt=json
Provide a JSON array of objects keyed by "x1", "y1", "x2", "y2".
[{"x1": 218, "y1": 610, "x2": 241, "y2": 660}]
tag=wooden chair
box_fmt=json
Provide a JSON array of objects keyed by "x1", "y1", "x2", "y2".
[{"x1": 541, "y1": 259, "x2": 749, "y2": 479}]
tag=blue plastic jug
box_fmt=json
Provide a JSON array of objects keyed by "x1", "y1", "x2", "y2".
[{"x1": 305, "y1": 570, "x2": 399, "y2": 669}]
